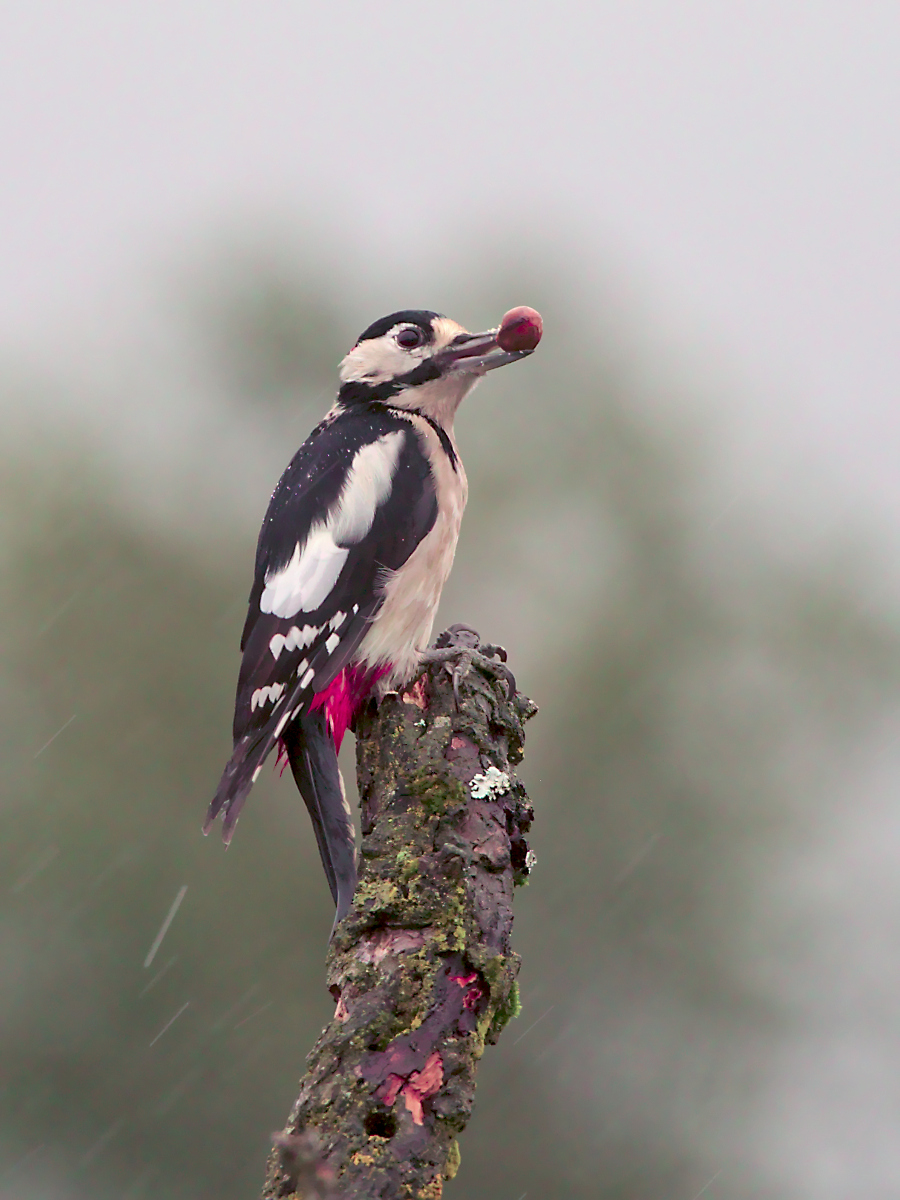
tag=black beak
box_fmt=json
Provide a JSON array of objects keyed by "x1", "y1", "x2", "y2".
[{"x1": 435, "y1": 328, "x2": 534, "y2": 375}]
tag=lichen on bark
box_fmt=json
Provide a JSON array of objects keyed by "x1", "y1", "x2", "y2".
[{"x1": 261, "y1": 637, "x2": 537, "y2": 1200}]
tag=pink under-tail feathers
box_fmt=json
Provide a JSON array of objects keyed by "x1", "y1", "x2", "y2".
[{"x1": 275, "y1": 662, "x2": 392, "y2": 775}]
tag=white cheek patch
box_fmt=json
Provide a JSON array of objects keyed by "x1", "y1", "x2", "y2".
[
  {"x1": 260, "y1": 431, "x2": 405, "y2": 619},
  {"x1": 339, "y1": 337, "x2": 428, "y2": 385}
]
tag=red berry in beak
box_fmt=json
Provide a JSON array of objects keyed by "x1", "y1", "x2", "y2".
[{"x1": 497, "y1": 306, "x2": 543, "y2": 353}]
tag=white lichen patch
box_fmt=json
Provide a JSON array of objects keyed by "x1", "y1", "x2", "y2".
[{"x1": 469, "y1": 766, "x2": 511, "y2": 800}]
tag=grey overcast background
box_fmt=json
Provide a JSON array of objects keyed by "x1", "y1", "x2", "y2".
[
  {"x1": 2, "y1": 1, "x2": 898, "y2": 518},
  {"x1": 3, "y1": 4, "x2": 900, "y2": 1198}
]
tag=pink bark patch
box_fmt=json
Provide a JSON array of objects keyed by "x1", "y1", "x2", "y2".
[
  {"x1": 401, "y1": 675, "x2": 428, "y2": 710},
  {"x1": 449, "y1": 971, "x2": 478, "y2": 987},
  {"x1": 356, "y1": 928, "x2": 428, "y2": 966},
  {"x1": 310, "y1": 662, "x2": 391, "y2": 750},
  {"x1": 402, "y1": 1052, "x2": 443, "y2": 1126},
  {"x1": 377, "y1": 1051, "x2": 444, "y2": 1124},
  {"x1": 445, "y1": 733, "x2": 481, "y2": 782},
  {"x1": 463, "y1": 985, "x2": 484, "y2": 1011},
  {"x1": 450, "y1": 970, "x2": 483, "y2": 1011},
  {"x1": 380, "y1": 1073, "x2": 405, "y2": 1108}
]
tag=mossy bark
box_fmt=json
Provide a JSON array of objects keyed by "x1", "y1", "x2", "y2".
[{"x1": 261, "y1": 642, "x2": 537, "y2": 1200}]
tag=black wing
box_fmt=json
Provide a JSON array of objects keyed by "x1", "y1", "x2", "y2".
[{"x1": 206, "y1": 404, "x2": 437, "y2": 839}]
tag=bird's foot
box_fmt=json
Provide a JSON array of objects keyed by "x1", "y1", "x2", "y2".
[{"x1": 421, "y1": 624, "x2": 517, "y2": 707}]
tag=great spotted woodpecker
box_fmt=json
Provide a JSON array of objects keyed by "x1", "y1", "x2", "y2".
[{"x1": 205, "y1": 307, "x2": 542, "y2": 928}]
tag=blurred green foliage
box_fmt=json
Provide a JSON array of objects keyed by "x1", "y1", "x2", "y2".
[{"x1": 1, "y1": 245, "x2": 898, "y2": 1199}]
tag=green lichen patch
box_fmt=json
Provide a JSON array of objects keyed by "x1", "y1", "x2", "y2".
[
  {"x1": 444, "y1": 1139, "x2": 461, "y2": 1181},
  {"x1": 488, "y1": 979, "x2": 522, "y2": 1043},
  {"x1": 406, "y1": 765, "x2": 466, "y2": 816}
]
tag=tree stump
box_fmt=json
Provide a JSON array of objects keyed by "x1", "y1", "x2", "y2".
[{"x1": 261, "y1": 636, "x2": 537, "y2": 1200}]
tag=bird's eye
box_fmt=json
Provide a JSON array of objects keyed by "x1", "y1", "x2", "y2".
[{"x1": 396, "y1": 327, "x2": 424, "y2": 349}]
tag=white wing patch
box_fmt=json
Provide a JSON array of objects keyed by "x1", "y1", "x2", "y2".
[
  {"x1": 330, "y1": 432, "x2": 405, "y2": 543},
  {"x1": 260, "y1": 532, "x2": 348, "y2": 619},
  {"x1": 325, "y1": 632, "x2": 340, "y2": 654},
  {"x1": 260, "y1": 431, "x2": 405, "y2": 619}
]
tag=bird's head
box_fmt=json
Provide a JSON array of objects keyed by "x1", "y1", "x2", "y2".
[{"x1": 337, "y1": 308, "x2": 541, "y2": 426}]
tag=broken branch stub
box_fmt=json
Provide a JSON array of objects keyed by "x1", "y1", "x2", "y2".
[{"x1": 262, "y1": 635, "x2": 537, "y2": 1199}]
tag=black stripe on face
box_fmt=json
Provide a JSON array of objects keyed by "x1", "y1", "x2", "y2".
[
  {"x1": 355, "y1": 310, "x2": 442, "y2": 344},
  {"x1": 337, "y1": 357, "x2": 443, "y2": 406}
]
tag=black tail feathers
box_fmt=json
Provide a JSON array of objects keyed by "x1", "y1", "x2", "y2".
[
  {"x1": 204, "y1": 733, "x2": 268, "y2": 844},
  {"x1": 282, "y1": 711, "x2": 358, "y2": 930},
  {"x1": 206, "y1": 713, "x2": 357, "y2": 934}
]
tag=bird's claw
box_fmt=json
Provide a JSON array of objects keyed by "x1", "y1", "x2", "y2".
[
  {"x1": 478, "y1": 642, "x2": 508, "y2": 663},
  {"x1": 434, "y1": 623, "x2": 481, "y2": 651},
  {"x1": 422, "y1": 625, "x2": 517, "y2": 708}
]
